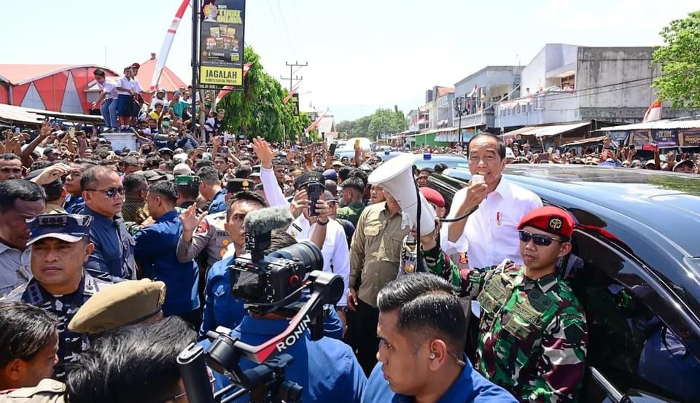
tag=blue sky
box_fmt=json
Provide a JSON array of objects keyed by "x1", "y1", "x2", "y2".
[{"x1": 1, "y1": 0, "x2": 697, "y2": 121}]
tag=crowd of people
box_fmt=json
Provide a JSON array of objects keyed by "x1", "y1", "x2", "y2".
[{"x1": 0, "y1": 79, "x2": 698, "y2": 403}]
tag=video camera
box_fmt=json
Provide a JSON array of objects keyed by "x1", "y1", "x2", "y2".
[{"x1": 177, "y1": 207, "x2": 344, "y2": 403}]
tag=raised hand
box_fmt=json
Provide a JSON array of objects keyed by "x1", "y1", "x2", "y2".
[
  {"x1": 180, "y1": 204, "x2": 207, "y2": 233},
  {"x1": 252, "y1": 136, "x2": 275, "y2": 169}
]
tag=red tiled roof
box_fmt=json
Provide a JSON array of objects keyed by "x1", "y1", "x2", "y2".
[
  {"x1": 0, "y1": 64, "x2": 116, "y2": 85},
  {"x1": 436, "y1": 86, "x2": 455, "y2": 98},
  {"x1": 135, "y1": 53, "x2": 187, "y2": 93}
]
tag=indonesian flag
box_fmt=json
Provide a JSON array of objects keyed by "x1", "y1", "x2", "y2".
[
  {"x1": 213, "y1": 63, "x2": 252, "y2": 107},
  {"x1": 151, "y1": 0, "x2": 190, "y2": 91},
  {"x1": 643, "y1": 99, "x2": 662, "y2": 122},
  {"x1": 304, "y1": 111, "x2": 328, "y2": 136},
  {"x1": 468, "y1": 83, "x2": 478, "y2": 97},
  {"x1": 283, "y1": 83, "x2": 301, "y2": 104}
]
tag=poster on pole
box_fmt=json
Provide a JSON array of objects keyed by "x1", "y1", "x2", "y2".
[{"x1": 199, "y1": 0, "x2": 246, "y2": 89}]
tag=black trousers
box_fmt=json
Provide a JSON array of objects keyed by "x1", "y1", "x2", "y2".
[{"x1": 355, "y1": 299, "x2": 380, "y2": 376}]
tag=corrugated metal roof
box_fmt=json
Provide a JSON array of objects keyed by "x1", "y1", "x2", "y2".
[
  {"x1": 502, "y1": 122, "x2": 590, "y2": 138},
  {"x1": 0, "y1": 64, "x2": 117, "y2": 85},
  {"x1": 593, "y1": 119, "x2": 700, "y2": 131}
]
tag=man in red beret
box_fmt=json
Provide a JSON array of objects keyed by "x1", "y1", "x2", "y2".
[{"x1": 421, "y1": 205, "x2": 588, "y2": 403}]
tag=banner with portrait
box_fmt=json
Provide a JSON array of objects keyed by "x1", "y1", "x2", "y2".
[{"x1": 199, "y1": 0, "x2": 246, "y2": 89}]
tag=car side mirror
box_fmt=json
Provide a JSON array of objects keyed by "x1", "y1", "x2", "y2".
[{"x1": 623, "y1": 389, "x2": 680, "y2": 403}]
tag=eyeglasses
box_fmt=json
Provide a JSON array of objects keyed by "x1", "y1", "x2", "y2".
[
  {"x1": 518, "y1": 230, "x2": 564, "y2": 246},
  {"x1": 85, "y1": 186, "x2": 125, "y2": 198}
]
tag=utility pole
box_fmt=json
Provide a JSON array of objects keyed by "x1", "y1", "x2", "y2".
[{"x1": 281, "y1": 61, "x2": 307, "y2": 92}]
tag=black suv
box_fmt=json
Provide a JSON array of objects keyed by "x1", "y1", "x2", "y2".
[{"x1": 430, "y1": 165, "x2": 700, "y2": 403}]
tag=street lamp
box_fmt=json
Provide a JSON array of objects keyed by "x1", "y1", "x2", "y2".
[{"x1": 454, "y1": 96, "x2": 468, "y2": 147}]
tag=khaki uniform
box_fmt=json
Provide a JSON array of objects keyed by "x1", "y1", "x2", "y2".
[
  {"x1": 175, "y1": 211, "x2": 231, "y2": 268},
  {"x1": 0, "y1": 379, "x2": 65, "y2": 403}
]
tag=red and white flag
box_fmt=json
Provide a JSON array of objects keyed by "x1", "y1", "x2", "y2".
[
  {"x1": 468, "y1": 83, "x2": 478, "y2": 97},
  {"x1": 642, "y1": 99, "x2": 662, "y2": 122},
  {"x1": 304, "y1": 111, "x2": 328, "y2": 136},
  {"x1": 151, "y1": 0, "x2": 190, "y2": 91},
  {"x1": 283, "y1": 84, "x2": 301, "y2": 105},
  {"x1": 213, "y1": 63, "x2": 252, "y2": 107}
]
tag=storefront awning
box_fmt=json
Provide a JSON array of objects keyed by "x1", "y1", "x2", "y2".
[
  {"x1": 561, "y1": 135, "x2": 608, "y2": 147},
  {"x1": 502, "y1": 122, "x2": 590, "y2": 139}
]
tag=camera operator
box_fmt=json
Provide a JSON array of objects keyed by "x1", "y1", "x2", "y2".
[
  {"x1": 362, "y1": 273, "x2": 516, "y2": 403},
  {"x1": 209, "y1": 231, "x2": 365, "y2": 402}
]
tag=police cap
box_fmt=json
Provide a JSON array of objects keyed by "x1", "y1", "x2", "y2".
[
  {"x1": 294, "y1": 171, "x2": 325, "y2": 191},
  {"x1": 68, "y1": 279, "x2": 166, "y2": 334},
  {"x1": 226, "y1": 178, "x2": 253, "y2": 193},
  {"x1": 27, "y1": 214, "x2": 92, "y2": 246},
  {"x1": 517, "y1": 206, "x2": 575, "y2": 240}
]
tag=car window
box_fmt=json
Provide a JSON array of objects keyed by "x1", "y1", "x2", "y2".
[{"x1": 569, "y1": 230, "x2": 700, "y2": 403}]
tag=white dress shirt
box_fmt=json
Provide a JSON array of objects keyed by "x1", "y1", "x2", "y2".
[
  {"x1": 286, "y1": 215, "x2": 350, "y2": 307},
  {"x1": 261, "y1": 167, "x2": 290, "y2": 209},
  {"x1": 99, "y1": 80, "x2": 118, "y2": 99},
  {"x1": 116, "y1": 76, "x2": 132, "y2": 95},
  {"x1": 441, "y1": 179, "x2": 542, "y2": 269},
  {"x1": 0, "y1": 244, "x2": 32, "y2": 297},
  {"x1": 130, "y1": 78, "x2": 143, "y2": 94}
]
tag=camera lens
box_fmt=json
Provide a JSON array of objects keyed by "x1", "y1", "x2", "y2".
[{"x1": 268, "y1": 241, "x2": 324, "y2": 277}]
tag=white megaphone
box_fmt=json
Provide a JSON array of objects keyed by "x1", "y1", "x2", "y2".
[{"x1": 369, "y1": 154, "x2": 436, "y2": 236}]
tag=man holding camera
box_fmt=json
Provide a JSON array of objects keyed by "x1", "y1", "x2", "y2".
[{"x1": 287, "y1": 172, "x2": 351, "y2": 324}]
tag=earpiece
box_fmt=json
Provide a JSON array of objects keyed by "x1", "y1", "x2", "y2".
[{"x1": 429, "y1": 353, "x2": 436, "y2": 360}]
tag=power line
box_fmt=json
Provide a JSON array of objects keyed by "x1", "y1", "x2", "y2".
[
  {"x1": 274, "y1": 0, "x2": 297, "y2": 61},
  {"x1": 281, "y1": 61, "x2": 308, "y2": 92},
  {"x1": 264, "y1": 0, "x2": 293, "y2": 59}
]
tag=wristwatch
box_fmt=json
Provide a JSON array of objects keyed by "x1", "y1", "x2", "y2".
[{"x1": 317, "y1": 218, "x2": 329, "y2": 226}]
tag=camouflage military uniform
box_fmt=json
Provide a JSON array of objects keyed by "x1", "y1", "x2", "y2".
[
  {"x1": 0, "y1": 379, "x2": 65, "y2": 403},
  {"x1": 426, "y1": 251, "x2": 588, "y2": 403},
  {"x1": 175, "y1": 211, "x2": 231, "y2": 269},
  {"x1": 0, "y1": 274, "x2": 111, "y2": 381}
]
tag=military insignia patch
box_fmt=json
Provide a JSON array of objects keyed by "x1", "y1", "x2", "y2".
[
  {"x1": 157, "y1": 284, "x2": 167, "y2": 308},
  {"x1": 242, "y1": 180, "x2": 250, "y2": 189},
  {"x1": 548, "y1": 217, "x2": 563, "y2": 231},
  {"x1": 196, "y1": 220, "x2": 210, "y2": 234}
]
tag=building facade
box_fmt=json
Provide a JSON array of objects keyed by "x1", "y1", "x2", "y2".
[
  {"x1": 453, "y1": 66, "x2": 524, "y2": 132},
  {"x1": 495, "y1": 44, "x2": 695, "y2": 129}
]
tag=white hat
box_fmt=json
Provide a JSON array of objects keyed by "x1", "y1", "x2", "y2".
[
  {"x1": 173, "y1": 163, "x2": 193, "y2": 176},
  {"x1": 173, "y1": 153, "x2": 189, "y2": 164},
  {"x1": 505, "y1": 148, "x2": 515, "y2": 159}
]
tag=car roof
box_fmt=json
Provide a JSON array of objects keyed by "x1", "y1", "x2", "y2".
[{"x1": 445, "y1": 165, "x2": 700, "y2": 256}]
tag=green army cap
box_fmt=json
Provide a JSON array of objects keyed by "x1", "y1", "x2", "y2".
[
  {"x1": 175, "y1": 175, "x2": 201, "y2": 186},
  {"x1": 68, "y1": 279, "x2": 166, "y2": 334}
]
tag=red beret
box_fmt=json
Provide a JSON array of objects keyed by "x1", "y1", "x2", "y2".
[
  {"x1": 517, "y1": 206, "x2": 575, "y2": 239},
  {"x1": 420, "y1": 187, "x2": 445, "y2": 208}
]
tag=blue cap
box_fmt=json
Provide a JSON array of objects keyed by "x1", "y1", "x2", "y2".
[
  {"x1": 27, "y1": 214, "x2": 93, "y2": 246},
  {"x1": 323, "y1": 169, "x2": 338, "y2": 181}
]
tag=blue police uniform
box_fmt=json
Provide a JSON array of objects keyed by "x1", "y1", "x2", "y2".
[
  {"x1": 64, "y1": 194, "x2": 85, "y2": 214},
  {"x1": 201, "y1": 256, "x2": 343, "y2": 339},
  {"x1": 362, "y1": 358, "x2": 517, "y2": 403},
  {"x1": 213, "y1": 315, "x2": 366, "y2": 403},
  {"x1": 82, "y1": 206, "x2": 136, "y2": 281},
  {"x1": 208, "y1": 189, "x2": 228, "y2": 214},
  {"x1": 134, "y1": 210, "x2": 200, "y2": 316}
]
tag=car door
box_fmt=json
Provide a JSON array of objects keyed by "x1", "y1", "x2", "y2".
[{"x1": 568, "y1": 229, "x2": 700, "y2": 403}]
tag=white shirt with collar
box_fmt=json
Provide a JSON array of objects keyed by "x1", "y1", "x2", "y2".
[
  {"x1": 286, "y1": 215, "x2": 350, "y2": 307},
  {"x1": 99, "y1": 80, "x2": 118, "y2": 100},
  {"x1": 130, "y1": 78, "x2": 143, "y2": 94},
  {"x1": 261, "y1": 167, "x2": 290, "y2": 209},
  {"x1": 441, "y1": 178, "x2": 542, "y2": 269},
  {"x1": 116, "y1": 76, "x2": 132, "y2": 95},
  {"x1": 0, "y1": 243, "x2": 32, "y2": 297}
]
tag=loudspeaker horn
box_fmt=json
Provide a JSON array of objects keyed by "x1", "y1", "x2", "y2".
[{"x1": 368, "y1": 154, "x2": 436, "y2": 236}]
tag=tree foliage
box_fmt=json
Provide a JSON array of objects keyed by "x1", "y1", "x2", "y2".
[
  {"x1": 652, "y1": 10, "x2": 700, "y2": 108},
  {"x1": 336, "y1": 106, "x2": 408, "y2": 140},
  {"x1": 217, "y1": 46, "x2": 311, "y2": 142}
]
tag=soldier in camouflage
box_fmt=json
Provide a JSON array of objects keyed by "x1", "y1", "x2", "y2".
[
  {"x1": 424, "y1": 206, "x2": 588, "y2": 403},
  {"x1": 0, "y1": 215, "x2": 111, "y2": 381}
]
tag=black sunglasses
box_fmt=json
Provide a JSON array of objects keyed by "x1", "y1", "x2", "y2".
[
  {"x1": 518, "y1": 230, "x2": 564, "y2": 246},
  {"x1": 86, "y1": 186, "x2": 125, "y2": 198}
]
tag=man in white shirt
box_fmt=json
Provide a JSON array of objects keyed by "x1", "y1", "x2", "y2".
[
  {"x1": 287, "y1": 176, "x2": 350, "y2": 314},
  {"x1": 442, "y1": 132, "x2": 542, "y2": 270},
  {"x1": 91, "y1": 68, "x2": 118, "y2": 132}
]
